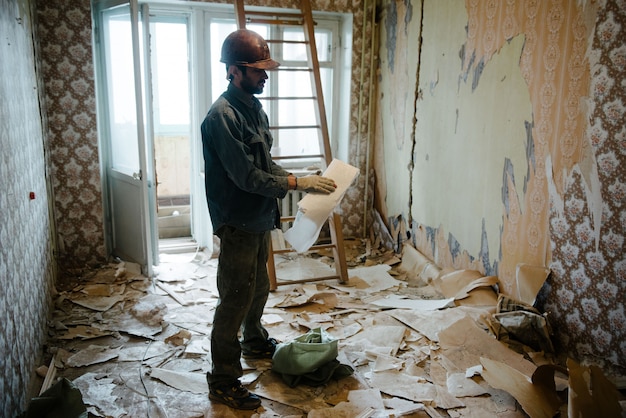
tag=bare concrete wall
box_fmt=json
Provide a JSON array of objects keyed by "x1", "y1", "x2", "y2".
[{"x1": 374, "y1": 0, "x2": 625, "y2": 376}]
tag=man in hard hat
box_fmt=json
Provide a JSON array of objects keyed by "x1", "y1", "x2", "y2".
[{"x1": 201, "y1": 29, "x2": 336, "y2": 410}]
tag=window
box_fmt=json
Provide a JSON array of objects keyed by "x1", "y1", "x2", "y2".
[{"x1": 92, "y1": 1, "x2": 351, "y2": 253}]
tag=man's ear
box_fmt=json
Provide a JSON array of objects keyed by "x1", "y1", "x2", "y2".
[{"x1": 227, "y1": 65, "x2": 238, "y2": 82}]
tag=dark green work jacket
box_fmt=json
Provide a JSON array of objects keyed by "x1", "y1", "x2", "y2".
[{"x1": 201, "y1": 83, "x2": 290, "y2": 233}]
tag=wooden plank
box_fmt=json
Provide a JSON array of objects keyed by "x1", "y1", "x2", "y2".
[
  {"x1": 300, "y1": 0, "x2": 332, "y2": 166},
  {"x1": 39, "y1": 353, "x2": 58, "y2": 395}
]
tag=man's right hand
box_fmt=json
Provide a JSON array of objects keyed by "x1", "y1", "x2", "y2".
[{"x1": 296, "y1": 175, "x2": 336, "y2": 194}]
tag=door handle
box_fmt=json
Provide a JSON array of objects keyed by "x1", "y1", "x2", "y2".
[{"x1": 133, "y1": 170, "x2": 142, "y2": 180}]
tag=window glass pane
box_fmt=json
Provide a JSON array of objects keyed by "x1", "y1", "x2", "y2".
[
  {"x1": 283, "y1": 27, "x2": 331, "y2": 62},
  {"x1": 153, "y1": 21, "x2": 189, "y2": 127},
  {"x1": 277, "y1": 98, "x2": 316, "y2": 126},
  {"x1": 314, "y1": 30, "x2": 331, "y2": 62},
  {"x1": 320, "y1": 67, "x2": 333, "y2": 129},
  {"x1": 277, "y1": 69, "x2": 312, "y2": 97},
  {"x1": 103, "y1": 10, "x2": 139, "y2": 174},
  {"x1": 283, "y1": 29, "x2": 306, "y2": 61},
  {"x1": 273, "y1": 128, "x2": 320, "y2": 158},
  {"x1": 247, "y1": 24, "x2": 268, "y2": 39},
  {"x1": 274, "y1": 69, "x2": 332, "y2": 127}
]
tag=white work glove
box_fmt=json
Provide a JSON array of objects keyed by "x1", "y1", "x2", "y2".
[{"x1": 296, "y1": 174, "x2": 336, "y2": 194}]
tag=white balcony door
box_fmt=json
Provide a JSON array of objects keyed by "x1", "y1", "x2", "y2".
[{"x1": 94, "y1": 0, "x2": 157, "y2": 274}]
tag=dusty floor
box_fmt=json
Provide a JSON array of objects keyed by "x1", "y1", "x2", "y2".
[{"x1": 36, "y1": 239, "x2": 584, "y2": 418}]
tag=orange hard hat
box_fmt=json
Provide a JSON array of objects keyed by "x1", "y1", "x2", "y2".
[{"x1": 220, "y1": 29, "x2": 280, "y2": 70}]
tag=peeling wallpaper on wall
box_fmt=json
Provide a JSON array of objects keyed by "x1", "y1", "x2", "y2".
[
  {"x1": 36, "y1": 0, "x2": 375, "y2": 269},
  {"x1": 461, "y1": 0, "x2": 597, "y2": 298},
  {"x1": 375, "y1": 0, "x2": 625, "y2": 375},
  {"x1": 1, "y1": 0, "x2": 56, "y2": 415},
  {"x1": 541, "y1": 0, "x2": 626, "y2": 375}
]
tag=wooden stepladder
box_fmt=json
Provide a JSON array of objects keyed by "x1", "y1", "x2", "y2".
[{"x1": 233, "y1": 0, "x2": 349, "y2": 290}]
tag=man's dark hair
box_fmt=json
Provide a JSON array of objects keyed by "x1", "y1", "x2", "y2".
[{"x1": 225, "y1": 64, "x2": 248, "y2": 80}]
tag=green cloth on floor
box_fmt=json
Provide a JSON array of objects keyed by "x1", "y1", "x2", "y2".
[
  {"x1": 278, "y1": 359, "x2": 354, "y2": 387},
  {"x1": 272, "y1": 327, "x2": 353, "y2": 387}
]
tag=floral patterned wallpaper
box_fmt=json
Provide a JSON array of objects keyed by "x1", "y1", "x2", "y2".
[
  {"x1": 35, "y1": 0, "x2": 375, "y2": 269},
  {"x1": 36, "y1": 0, "x2": 105, "y2": 268},
  {"x1": 540, "y1": 0, "x2": 626, "y2": 376},
  {"x1": 455, "y1": 0, "x2": 625, "y2": 375},
  {"x1": 1, "y1": 0, "x2": 56, "y2": 415}
]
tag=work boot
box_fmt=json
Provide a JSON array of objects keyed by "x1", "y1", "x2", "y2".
[
  {"x1": 208, "y1": 380, "x2": 261, "y2": 410},
  {"x1": 242, "y1": 337, "x2": 278, "y2": 359}
]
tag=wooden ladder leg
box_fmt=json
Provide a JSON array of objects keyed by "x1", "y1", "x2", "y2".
[
  {"x1": 267, "y1": 234, "x2": 278, "y2": 291},
  {"x1": 329, "y1": 212, "x2": 349, "y2": 284},
  {"x1": 234, "y1": 0, "x2": 246, "y2": 28}
]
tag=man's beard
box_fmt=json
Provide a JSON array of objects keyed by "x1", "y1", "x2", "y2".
[{"x1": 241, "y1": 77, "x2": 264, "y2": 95}]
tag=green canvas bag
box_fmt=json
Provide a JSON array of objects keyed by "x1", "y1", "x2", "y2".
[{"x1": 272, "y1": 327, "x2": 338, "y2": 375}]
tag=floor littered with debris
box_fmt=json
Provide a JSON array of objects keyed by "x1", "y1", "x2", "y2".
[{"x1": 42, "y1": 239, "x2": 564, "y2": 418}]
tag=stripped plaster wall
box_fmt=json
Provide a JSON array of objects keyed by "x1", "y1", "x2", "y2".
[
  {"x1": 35, "y1": 0, "x2": 376, "y2": 269},
  {"x1": 0, "y1": 0, "x2": 57, "y2": 415},
  {"x1": 374, "y1": 0, "x2": 625, "y2": 376}
]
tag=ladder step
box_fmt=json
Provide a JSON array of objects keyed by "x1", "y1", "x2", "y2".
[
  {"x1": 269, "y1": 125, "x2": 320, "y2": 130},
  {"x1": 245, "y1": 17, "x2": 304, "y2": 26},
  {"x1": 259, "y1": 96, "x2": 316, "y2": 101},
  {"x1": 266, "y1": 39, "x2": 308, "y2": 45},
  {"x1": 272, "y1": 154, "x2": 324, "y2": 160},
  {"x1": 240, "y1": 10, "x2": 317, "y2": 27},
  {"x1": 271, "y1": 243, "x2": 338, "y2": 254},
  {"x1": 273, "y1": 275, "x2": 341, "y2": 286},
  {"x1": 275, "y1": 67, "x2": 313, "y2": 72},
  {"x1": 234, "y1": 3, "x2": 309, "y2": 30},
  {"x1": 242, "y1": 10, "x2": 304, "y2": 19}
]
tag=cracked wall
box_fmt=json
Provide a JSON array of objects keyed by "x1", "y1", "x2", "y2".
[{"x1": 373, "y1": 0, "x2": 625, "y2": 376}]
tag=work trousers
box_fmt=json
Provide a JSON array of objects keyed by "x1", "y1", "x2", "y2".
[{"x1": 207, "y1": 225, "x2": 271, "y2": 387}]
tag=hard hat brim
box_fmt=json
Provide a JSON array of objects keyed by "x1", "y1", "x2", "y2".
[{"x1": 240, "y1": 58, "x2": 281, "y2": 70}]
